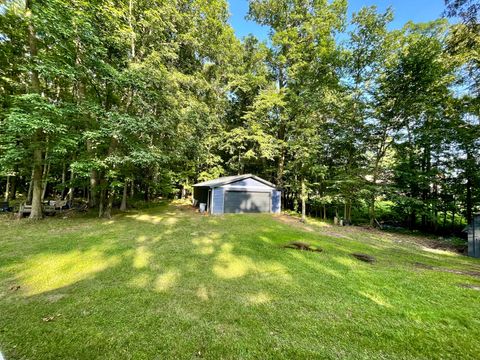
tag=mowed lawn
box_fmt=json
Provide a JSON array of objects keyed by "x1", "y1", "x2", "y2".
[{"x1": 1, "y1": 204, "x2": 480, "y2": 359}]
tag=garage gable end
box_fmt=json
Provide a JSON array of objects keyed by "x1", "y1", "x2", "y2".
[{"x1": 222, "y1": 177, "x2": 274, "y2": 190}]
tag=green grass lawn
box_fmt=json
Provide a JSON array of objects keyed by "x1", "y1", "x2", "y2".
[{"x1": 1, "y1": 203, "x2": 480, "y2": 359}]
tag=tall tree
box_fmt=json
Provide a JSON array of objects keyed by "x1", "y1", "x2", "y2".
[{"x1": 248, "y1": 0, "x2": 346, "y2": 215}]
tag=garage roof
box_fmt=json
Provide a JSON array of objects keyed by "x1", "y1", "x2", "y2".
[{"x1": 193, "y1": 174, "x2": 275, "y2": 188}]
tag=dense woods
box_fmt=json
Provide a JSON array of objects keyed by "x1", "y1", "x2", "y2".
[{"x1": 0, "y1": 0, "x2": 478, "y2": 234}]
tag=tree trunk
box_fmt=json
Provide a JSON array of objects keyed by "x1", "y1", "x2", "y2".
[
  {"x1": 369, "y1": 193, "x2": 375, "y2": 226},
  {"x1": 120, "y1": 180, "x2": 128, "y2": 211},
  {"x1": 276, "y1": 65, "x2": 286, "y2": 193},
  {"x1": 41, "y1": 161, "x2": 50, "y2": 201},
  {"x1": 27, "y1": 168, "x2": 34, "y2": 204},
  {"x1": 30, "y1": 146, "x2": 43, "y2": 219},
  {"x1": 102, "y1": 189, "x2": 114, "y2": 218},
  {"x1": 61, "y1": 162, "x2": 66, "y2": 199},
  {"x1": 26, "y1": 0, "x2": 43, "y2": 219},
  {"x1": 10, "y1": 175, "x2": 17, "y2": 200},
  {"x1": 98, "y1": 185, "x2": 105, "y2": 218},
  {"x1": 107, "y1": 190, "x2": 114, "y2": 217},
  {"x1": 369, "y1": 171, "x2": 379, "y2": 226},
  {"x1": 100, "y1": 135, "x2": 119, "y2": 216},
  {"x1": 237, "y1": 148, "x2": 242, "y2": 175},
  {"x1": 277, "y1": 146, "x2": 285, "y2": 189},
  {"x1": 347, "y1": 205, "x2": 350, "y2": 224},
  {"x1": 466, "y1": 151, "x2": 473, "y2": 224},
  {"x1": 301, "y1": 177, "x2": 307, "y2": 222},
  {"x1": 4, "y1": 176, "x2": 10, "y2": 202},
  {"x1": 85, "y1": 132, "x2": 98, "y2": 206},
  {"x1": 26, "y1": 1, "x2": 40, "y2": 92},
  {"x1": 129, "y1": 0, "x2": 135, "y2": 59},
  {"x1": 89, "y1": 170, "x2": 98, "y2": 207},
  {"x1": 67, "y1": 168, "x2": 75, "y2": 202},
  {"x1": 452, "y1": 200, "x2": 456, "y2": 230},
  {"x1": 144, "y1": 184, "x2": 150, "y2": 202},
  {"x1": 410, "y1": 210, "x2": 416, "y2": 230}
]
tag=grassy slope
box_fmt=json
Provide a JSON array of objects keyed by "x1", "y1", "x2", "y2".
[{"x1": 0, "y1": 204, "x2": 479, "y2": 360}]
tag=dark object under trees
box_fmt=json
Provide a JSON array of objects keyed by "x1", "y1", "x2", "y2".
[{"x1": 0, "y1": 202, "x2": 13, "y2": 212}]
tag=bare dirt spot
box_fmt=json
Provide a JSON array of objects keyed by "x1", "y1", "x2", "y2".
[
  {"x1": 274, "y1": 214, "x2": 466, "y2": 255},
  {"x1": 415, "y1": 262, "x2": 480, "y2": 278},
  {"x1": 276, "y1": 215, "x2": 315, "y2": 232},
  {"x1": 275, "y1": 214, "x2": 353, "y2": 239},
  {"x1": 352, "y1": 253, "x2": 376, "y2": 263},
  {"x1": 283, "y1": 241, "x2": 323, "y2": 253}
]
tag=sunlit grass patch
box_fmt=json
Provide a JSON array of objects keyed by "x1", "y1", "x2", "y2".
[
  {"x1": 128, "y1": 273, "x2": 152, "y2": 288},
  {"x1": 126, "y1": 213, "x2": 165, "y2": 224},
  {"x1": 245, "y1": 291, "x2": 272, "y2": 305},
  {"x1": 154, "y1": 270, "x2": 180, "y2": 292},
  {"x1": 133, "y1": 246, "x2": 152, "y2": 269},
  {"x1": 14, "y1": 247, "x2": 120, "y2": 296},
  {"x1": 358, "y1": 291, "x2": 393, "y2": 308},
  {"x1": 213, "y1": 243, "x2": 255, "y2": 279}
]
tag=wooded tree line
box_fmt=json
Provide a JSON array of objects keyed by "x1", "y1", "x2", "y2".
[{"x1": 0, "y1": 0, "x2": 478, "y2": 234}]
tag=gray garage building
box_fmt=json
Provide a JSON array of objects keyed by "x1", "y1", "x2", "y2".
[{"x1": 193, "y1": 174, "x2": 281, "y2": 215}]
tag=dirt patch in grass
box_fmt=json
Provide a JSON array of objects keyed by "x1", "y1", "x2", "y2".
[
  {"x1": 275, "y1": 214, "x2": 466, "y2": 255},
  {"x1": 173, "y1": 204, "x2": 197, "y2": 214},
  {"x1": 9, "y1": 285, "x2": 21, "y2": 292},
  {"x1": 415, "y1": 262, "x2": 480, "y2": 278},
  {"x1": 352, "y1": 253, "x2": 376, "y2": 263},
  {"x1": 275, "y1": 214, "x2": 353, "y2": 239},
  {"x1": 283, "y1": 241, "x2": 323, "y2": 253},
  {"x1": 397, "y1": 235, "x2": 466, "y2": 254},
  {"x1": 275, "y1": 215, "x2": 316, "y2": 232}
]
